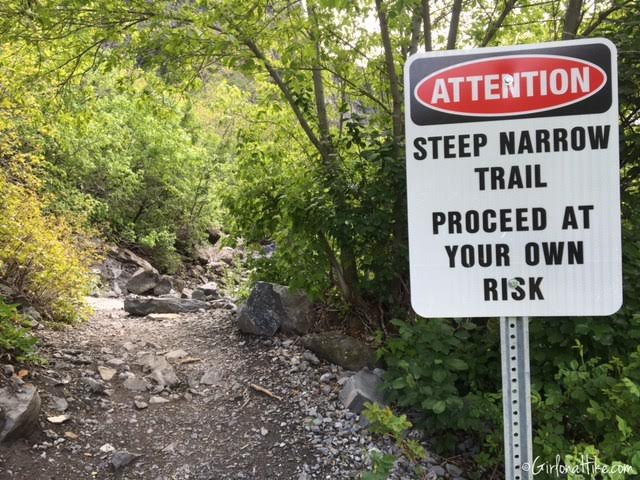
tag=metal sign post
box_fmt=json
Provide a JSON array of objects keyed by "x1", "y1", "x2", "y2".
[{"x1": 501, "y1": 317, "x2": 533, "y2": 480}]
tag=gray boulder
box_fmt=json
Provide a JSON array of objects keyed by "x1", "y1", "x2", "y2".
[
  {"x1": 236, "y1": 282, "x2": 288, "y2": 336},
  {"x1": 110, "y1": 247, "x2": 157, "y2": 273},
  {"x1": 0, "y1": 384, "x2": 41, "y2": 443},
  {"x1": 126, "y1": 269, "x2": 160, "y2": 295},
  {"x1": 339, "y1": 369, "x2": 385, "y2": 413},
  {"x1": 236, "y1": 282, "x2": 313, "y2": 337},
  {"x1": 193, "y1": 244, "x2": 216, "y2": 266},
  {"x1": 207, "y1": 227, "x2": 221, "y2": 245},
  {"x1": 302, "y1": 332, "x2": 375, "y2": 371},
  {"x1": 216, "y1": 246, "x2": 236, "y2": 265},
  {"x1": 196, "y1": 282, "x2": 218, "y2": 297},
  {"x1": 153, "y1": 275, "x2": 173, "y2": 296},
  {"x1": 273, "y1": 285, "x2": 313, "y2": 335},
  {"x1": 124, "y1": 296, "x2": 209, "y2": 316}
]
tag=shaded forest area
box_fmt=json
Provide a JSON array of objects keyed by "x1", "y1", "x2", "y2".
[{"x1": 1, "y1": 1, "x2": 639, "y2": 478}]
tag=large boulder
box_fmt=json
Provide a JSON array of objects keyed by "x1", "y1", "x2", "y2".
[
  {"x1": 216, "y1": 247, "x2": 237, "y2": 265},
  {"x1": 302, "y1": 332, "x2": 375, "y2": 371},
  {"x1": 110, "y1": 247, "x2": 157, "y2": 273},
  {"x1": 193, "y1": 244, "x2": 216, "y2": 266},
  {"x1": 192, "y1": 282, "x2": 220, "y2": 302},
  {"x1": 153, "y1": 275, "x2": 174, "y2": 296},
  {"x1": 273, "y1": 285, "x2": 313, "y2": 335},
  {"x1": 236, "y1": 282, "x2": 313, "y2": 337},
  {"x1": 236, "y1": 282, "x2": 286, "y2": 337},
  {"x1": 339, "y1": 369, "x2": 385, "y2": 413},
  {"x1": 94, "y1": 246, "x2": 159, "y2": 297},
  {"x1": 127, "y1": 269, "x2": 161, "y2": 295},
  {"x1": 124, "y1": 296, "x2": 209, "y2": 316},
  {"x1": 0, "y1": 384, "x2": 41, "y2": 443},
  {"x1": 207, "y1": 227, "x2": 221, "y2": 245}
]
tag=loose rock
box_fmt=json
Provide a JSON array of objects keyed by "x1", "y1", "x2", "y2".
[
  {"x1": 0, "y1": 384, "x2": 41, "y2": 443},
  {"x1": 138, "y1": 354, "x2": 179, "y2": 388},
  {"x1": 149, "y1": 395, "x2": 170, "y2": 405},
  {"x1": 303, "y1": 332, "x2": 375, "y2": 371},
  {"x1": 165, "y1": 349, "x2": 189, "y2": 361},
  {"x1": 111, "y1": 451, "x2": 143, "y2": 472},
  {"x1": 339, "y1": 369, "x2": 385, "y2": 413},
  {"x1": 199, "y1": 369, "x2": 224, "y2": 386},
  {"x1": 123, "y1": 376, "x2": 150, "y2": 393},
  {"x1": 98, "y1": 366, "x2": 117, "y2": 382},
  {"x1": 48, "y1": 396, "x2": 69, "y2": 412},
  {"x1": 126, "y1": 269, "x2": 161, "y2": 295},
  {"x1": 153, "y1": 275, "x2": 174, "y2": 296},
  {"x1": 236, "y1": 282, "x2": 287, "y2": 337}
]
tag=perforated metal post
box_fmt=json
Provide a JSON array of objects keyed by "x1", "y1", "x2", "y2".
[{"x1": 501, "y1": 317, "x2": 533, "y2": 480}]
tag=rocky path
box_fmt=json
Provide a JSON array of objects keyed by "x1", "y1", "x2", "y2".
[{"x1": 0, "y1": 298, "x2": 435, "y2": 480}]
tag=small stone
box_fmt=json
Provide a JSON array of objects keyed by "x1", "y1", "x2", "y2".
[
  {"x1": 147, "y1": 313, "x2": 180, "y2": 321},
  {"x1": 97, "y1": 366, "x2": 117, "y2": 382},
  {"x1": 100, "y1": 443, "x2": 116, "y2": 453},
  {"x1": 260, "y1": 427, "x2": 268, "y2": 436},
  {"x1": 47, "y1": 415, "x2": 71, "y2": 425},
  {"x1": 123, "y1": 342, "x2": 136, "y2": 352},
  {"x1": 200, "y1": 369, "x2": 224, "y2": 386},
  {"x1": 430, "y1": 465, "x2": 446, "y2": 477},
  {"x1": 123, "y1": 376, "x2": 150, "y2": 392},
  {"x1": 81, "y1": 377, "x2": 106, "y2": 394},
  {"x1": 2, "y1": 364, "x2": 15, "y2": 376},
  {"x1": 106, "y1": 358, "x2": 125, "y2": 367},
  {"x1": 48, "y1": 396, "x2": 69, "y2": 412},
  {"x1": 446, "y1": 463, "x2": 463, "y2": 476},
  {"x1": 63, "y1": 431, "x2": 78, "y2": 440},
  {"x1": 149, "y1": 396, "x2": 169, "y2": 405},
  {"x1": 111, "y1": 451, "x2": 142, "y2": 472},
  {"x1": 303, "y1": 351, "x2": 320, "y2": 365},
  {"x1": 134, "y1": 400, "x2": 149, "y2": 410},
  {"x1": 319, "y1": 373, "x2": 334, "y2": 383},
  {"x1": 165, "y1": 350, "x2": 188, "y2": 361}
]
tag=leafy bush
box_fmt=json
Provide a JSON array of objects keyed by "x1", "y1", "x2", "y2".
[
  {"x1": 0, "y1": 298, "x2": 39, "y2": 363},
  {"x1": 362, "y1": 402, "x2": 427, "y2": 480},
  {"x1": 0, "y1": 172, "x2": 94, "y2": 323},
  {"x1": 379, "y1": 314, "x2": 640, "y2": 479}
]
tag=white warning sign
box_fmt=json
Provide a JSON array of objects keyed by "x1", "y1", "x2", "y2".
[{"x1": 405, "y1": 38, "x2": 622, "y2": 318}]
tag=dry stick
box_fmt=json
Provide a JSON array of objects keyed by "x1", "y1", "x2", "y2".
[{"x1": 250, "y1": 384, "x2": 283, "y2": 401}]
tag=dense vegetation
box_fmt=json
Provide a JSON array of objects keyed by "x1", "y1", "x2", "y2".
[{"x1": 0, "y1": 0, "x2": 638, "y2": 478}]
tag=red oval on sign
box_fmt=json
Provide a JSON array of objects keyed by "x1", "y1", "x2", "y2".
[{"x1": 415, "y1": 55, "x2": 606, "y2": 116}]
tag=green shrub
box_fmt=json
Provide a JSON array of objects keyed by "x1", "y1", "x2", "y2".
[
  {"x1": 362, "y1": 402, "x2": 427, "y2": 480},
  {"x1": 0, "y1": 298, "x2": 39, "y2": 363},
  {"x1": 0, "y1": 171, "x2": 94, "y2": 323},
  {"x1": 379, "y1": 316, "x2": 640, "y2": 479}
]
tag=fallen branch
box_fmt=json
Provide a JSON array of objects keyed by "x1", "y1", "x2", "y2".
[
  {"x1": 249, "y1": 384, "x2": 283, "y2": 401},
  {"x1": 177, "y1": 357, "x2": 202, "y2": 365}
]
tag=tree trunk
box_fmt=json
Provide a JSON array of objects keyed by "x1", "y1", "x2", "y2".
[
  {"x1": 375, "y1": 0, "x2": 403, "y2": 152},
  {"x1": 562, "y1": 0, "x2": 584, "y2": 39},
  {"x1": 447, "y1": 0, "x2": 463, "y2": 50},
  {"x1": 422, "y1": 0, "x2": 433, "y2": 52}
]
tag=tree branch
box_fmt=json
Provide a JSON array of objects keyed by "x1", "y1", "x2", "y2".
[
  {"x1": 481, "y1": 0, "x2": 518, "y2": 47},
  {"x1": 580, "y1": 0, "x2": 632, "y2": 37},
  {"x1": 242, "y1": 38, "x2": 322, "y2": 155}
]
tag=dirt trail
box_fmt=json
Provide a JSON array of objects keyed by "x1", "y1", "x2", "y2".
[{"x1": 0, "y1": 299, "x2": 350, "y2": 479}]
